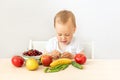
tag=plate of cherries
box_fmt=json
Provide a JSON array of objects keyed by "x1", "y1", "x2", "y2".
[{"x1": 22, "y1": 49, "x2": 42, "y2": 60}]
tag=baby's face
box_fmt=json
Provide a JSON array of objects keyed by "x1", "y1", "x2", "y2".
[{"x1": 55, "y1": 19, "x2": 76, "y2": 45}]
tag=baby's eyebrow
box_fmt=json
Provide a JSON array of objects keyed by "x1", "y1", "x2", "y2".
[
  {"x1": 57, "y1": 32, "x2": 72, "y2": 35},
  {"x1": 57, "y1": 33, "x2": 61, "y2": 34},
  {"x1": 65, "y1": 33, "x2": 70, "y2": 34}
]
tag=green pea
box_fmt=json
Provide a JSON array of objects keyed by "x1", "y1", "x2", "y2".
[
  {"x1": 60, "y1": 64, "x2": 69, "y2": 70},
  {"x1": 50, "y1": 64, "x2": 63, "y2": 70},
  {"x1": 44, "y1": 67, "x2": 49, "y2": 73},
  {"x1": 72, "y1": 61, "x2": 83, "y2": 69},
  {"x1": 47, "y1": 68, "x2": 61, "y2": 72},
  {"x1": 44, "y1": 64, "x2": 69, "y2": 73}
]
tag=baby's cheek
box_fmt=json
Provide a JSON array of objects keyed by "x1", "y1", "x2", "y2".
[{"x1": 57, "y1": 36, "x2": 61, "y2": 41}]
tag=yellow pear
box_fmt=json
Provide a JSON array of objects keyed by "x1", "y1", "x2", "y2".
[{"x1": 26, "y1": 58, "x2": 39, "y2": 71}]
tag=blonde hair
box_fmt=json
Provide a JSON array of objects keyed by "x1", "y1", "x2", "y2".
[{"x1": 54, "y1": 10, "x2": 76, "y2": 27}]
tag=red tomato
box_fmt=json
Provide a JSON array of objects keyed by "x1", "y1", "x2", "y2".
[
  {"x1": 11, "y1": 55, "x2": 24, "y2": 67},
  {"x1": 74, "y1": 53, "x2": 87, "y2": 64}
]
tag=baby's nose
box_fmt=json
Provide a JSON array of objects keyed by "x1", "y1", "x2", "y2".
[{"x1": 61, "y1": 36, "x2": 66, "y2": 40}]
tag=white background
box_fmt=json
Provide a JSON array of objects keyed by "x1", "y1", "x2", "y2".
[{"x1": 0, "y1": 0, "x2": 120, "y2": 59}]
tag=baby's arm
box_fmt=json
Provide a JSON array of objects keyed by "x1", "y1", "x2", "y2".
[
  {"x1": 61, "y1": 52, "x2": 74, "y2": 59},
  {"x1": 50, "y1": 50, "x2": 61, "y2": 59}
]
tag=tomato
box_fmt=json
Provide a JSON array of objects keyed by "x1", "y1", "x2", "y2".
[
  {"x1": 11, "y1": 55, "x2": 24, "y2": 67},
  {"x1": 74, "y1": 53, "x2": 87, "y2": 64}
]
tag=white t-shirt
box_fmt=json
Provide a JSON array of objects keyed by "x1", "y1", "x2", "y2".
[{"x1": 46, "y1": 37, "x2": 83, "y2": 54}]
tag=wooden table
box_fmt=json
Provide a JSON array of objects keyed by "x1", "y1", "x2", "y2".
[{"x1": 0, "y1": 58, "x2": 120, "y2": 80}]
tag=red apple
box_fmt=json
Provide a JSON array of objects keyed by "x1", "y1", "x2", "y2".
[
  {"x1": 41, "y1": 55, "x2": 53, "y2": 66},
  {"x1": 74, "y1": 53, "x2": 87, "y2": 64},
  {"x1": 11, "y1": 55, "x2": 24, "y2": 67}
]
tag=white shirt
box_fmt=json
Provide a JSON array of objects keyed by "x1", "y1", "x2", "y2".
[{"x1": 46, "y1": 37, "x2": 83, "y2": 54}]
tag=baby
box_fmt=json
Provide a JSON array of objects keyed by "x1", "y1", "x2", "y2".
[{"x1": 46, "y1": 10, "x2": 83, "y2": 59}]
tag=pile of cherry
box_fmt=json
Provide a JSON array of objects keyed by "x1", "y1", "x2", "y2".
[{"x1": 23, "y1": 49, "x2": 42, "y2": 56}]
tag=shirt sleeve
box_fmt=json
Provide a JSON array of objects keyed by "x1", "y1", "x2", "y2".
[
  {"x1": 45, "y1": 37, "x2": 57, "y2": 53},
  {"x1": 76, "y1": 45, "x2": 84, "y2": 53},
  {"x1": 66, "y1": 37, "x2": 84, "y2": 54}
]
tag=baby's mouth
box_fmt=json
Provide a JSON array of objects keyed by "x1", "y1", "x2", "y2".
[{"x1": 61, "y1": 41, "x2": 67, "y2": 44}]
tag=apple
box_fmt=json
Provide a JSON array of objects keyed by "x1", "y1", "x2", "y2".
[
  {"x1": 74, "y1": 53, "x2": 87, "y2": 64},
  {"x1": 41, "y1": 55, "x2": 53, "y2": 66},
  {"x1": 11, "y1": 55, "x2": 24, "y2": 67}
]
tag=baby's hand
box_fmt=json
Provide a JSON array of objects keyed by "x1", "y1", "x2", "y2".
[
  {"x1": 61, "y1": 52, "x2": 74, "y2": 59},
  {"x1": 50, "y1": 50, "x2": 61, "y2": 59}
]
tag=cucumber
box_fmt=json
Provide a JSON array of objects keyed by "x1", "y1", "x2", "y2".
[{"x1": 72, "y1": 61, "x2": 83, "y2": 69}]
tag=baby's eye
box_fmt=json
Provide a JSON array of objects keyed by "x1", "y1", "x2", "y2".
[
  {"x1": 65, "y1": 34, "x2": 70, "y2": 36},
  {"x1": 58, "y1": 34, "x2": 62, "y2": 36}
]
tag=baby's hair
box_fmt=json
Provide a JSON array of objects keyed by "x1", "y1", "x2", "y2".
[{"x1": 54, "y1": 10, "x2": 76, "y2": 27}]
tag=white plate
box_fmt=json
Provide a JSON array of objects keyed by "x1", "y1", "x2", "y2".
[{"x1": 22, "y1": 55, "x2": 41, "y2": 60}]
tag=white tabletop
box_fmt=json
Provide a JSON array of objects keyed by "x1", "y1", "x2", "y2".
[{"x1": 0, "y1": 58, "x2": 120, "y2": 80}]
